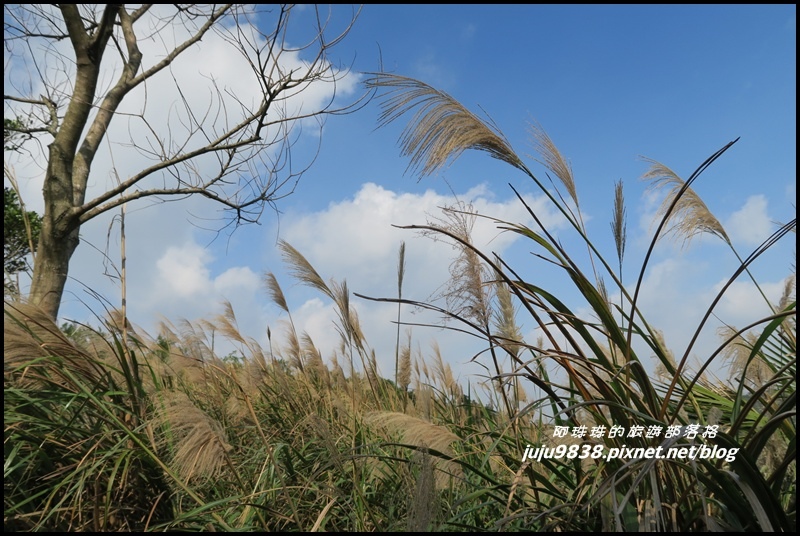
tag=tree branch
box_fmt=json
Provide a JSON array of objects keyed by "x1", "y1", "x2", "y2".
[
  {"x1": 58, "y1": 4, "x2": 89, "y2": 54},
  {"x1": 73, "y1": 5, "x2": 142, "y2": 206},
  {"x1": 129, "y1": 5, "x2": 233, "y2": 88}
]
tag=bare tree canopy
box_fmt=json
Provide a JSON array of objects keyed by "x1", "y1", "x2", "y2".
[{"x1": 4, "y1": 4, "x2": 367, "y2": 319}]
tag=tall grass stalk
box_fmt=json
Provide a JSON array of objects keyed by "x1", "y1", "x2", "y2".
[
  {"x1": 362, "y1": 72, "x2": 796, "y2": 531},
  {"x1": 5, "y1": 72, "x2": 793, "y2": 533},
  {"x1": 395, "y1": 241, "x2": 406, "y2": 386}
]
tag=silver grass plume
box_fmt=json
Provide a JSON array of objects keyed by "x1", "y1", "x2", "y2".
[
  {"x1": 395, "y1": 241, "x2": 406, "y2": 386},
  {"x1": 611, "y1": 179, "x2": 627, "y2": 273},
  {"x1": 4, "y1": 301, "x2": 101, "y2": 386},
  {"x1": 365, "y1": 411, "x2": 461, "y2": 489},
  {"x1": 528, "y1": 121, "x2": 578, "y2": 207},
  {"x1": 431, "y1": 340, "x2": 459, "y2": 398},
  {"x1": 279, "y1": 240, "x2": 333, "y2": 300},
  {"x1": 152, "y1": 391, "x2": 232, "y2": 483},
  {"x1": 365, "y1": 73, "x2": 524, "y2": 177},
  {"x1": 398, "y1": 336, "x2": 412, "y2": 393},
  {"x1": 424, "y1": 200, "x2": 493, "y2": 328},
  {"x1": 653, "y1": 328, "x2": 678, "y2": 381},
  {"x1": 777, "y1": 273, "x2": 796, "y2": 313},
  {"x1": 407, "y1": 449, "x2": 437, "y2": 532},
  {"x1": 301, "y1": 331, "x2": 328, "y2": 386},
  {"x1": 641, "y1": 158, "x2": 730, "y2": 248},
  {"x1": 494, "y1": 280, "x2": 523, "y2": 359},
  {"x1": 214, "y1": 300, "x2": 246, "y2": 346},
  {"x1": 264, "y1": 272, "x2": 289, "y2": 313},
  {"x1": 718, "y1": 326, "x2": 770, "y2": 389}
]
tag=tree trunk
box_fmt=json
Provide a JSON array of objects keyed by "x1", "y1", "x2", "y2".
[
  {"x1": 26, "y1": 5, "x2": 117, "y2": 320},
  {"x1": 28, "y1": 139, "x2": 83, "y2": 320},
  {"x1": 28, "y1": 221, "x2": 80, "y2": 321}
]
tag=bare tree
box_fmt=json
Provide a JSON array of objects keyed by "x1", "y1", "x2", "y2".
[{"x1": 4, "y1": 4, "x2": 366, "y2": 319}]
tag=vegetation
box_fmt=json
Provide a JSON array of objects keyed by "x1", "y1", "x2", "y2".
[
  {"x1": 4, "y1": 118, "x2": 43, "y2": 296},
  {"x1": 4, "y1": 187, "x2": 42, "y2": 296},
  {"x1": 4, "y1": 73, "x2": 795, "y2": 531}
]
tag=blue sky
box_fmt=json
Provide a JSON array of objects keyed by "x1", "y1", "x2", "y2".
[{"x1": 5, "y1": 5, "x2": 796, "y2": 395}]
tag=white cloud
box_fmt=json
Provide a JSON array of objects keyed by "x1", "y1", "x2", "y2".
[
  {"x1": 708, "y1": 277, "x2": 787, "y2": 324},
  {"x1": 155, "y1": 243, "x2": 212, "y2": 298},
  {"x1": 725, "y1": 195, "x2": 772, "y2": 247},
  {"x1": 215, "y1": 266, "x2": 261, "y2": 295},
  {"x1": 280, "y1": 182, "x2": 565, "y2": 299},
  {"x1": 262, "y1": 182, "x2": 569, "y2": 382},
  {"x1": 139, "y1": 237, "x2": 261, "y2": 324}
]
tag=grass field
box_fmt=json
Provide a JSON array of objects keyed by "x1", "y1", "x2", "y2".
[{"x1": 4, "y1": 74, "x2": 795, "y2": 531}]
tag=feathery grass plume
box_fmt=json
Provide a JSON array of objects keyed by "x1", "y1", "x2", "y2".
[
  {"x1": 513, "y1": 374, "x2": 528, "y2": 406},
  {"x1": 215, "y1": 300, "x2": 247, "y2": 346},
  {"x1": 331, "y1": 279, "x2": 366, "y2": 352},
  {"x1": 652, "y1": 328, "x2": 678, "y2": 381},
  {"x1": 4, "y1": 300, "x2": 102, "y2": 385},
  {"x1": 718, "y1": 326, "x2": 771, "y2": 389},
  {"x1": 611, "y1": 179, "x2": 627, "y2": 273},
  {"x1": 430, "y1": 341, "x2": 459, "y2": 398},
  {"x1": 494, "y1": 280, "x2": 523, "y2": 359},
  {"x1": 424, "y1": 200, "x2": 493, "y2": 327},
  {"x1": 279, "y1": 239, "x2": 334, "y2": 300},
  {"x1": 301, "y1": 331, "x2": 329, "y2": 386},
  {"x1": 336, "y1": 338, "x2": 355, "y2": 381},
  {"x1": 105, "y1": 307, "x2": 139, "y2": 340},
  {"x1": 365, "y1": 72, "x2": 524, "y2": 177},
  {"x1": 224, "y1": 391, "x2": 250, "y2": 423},
  {"x1": 330, "y1": 353, "x2": 347, "y2": 387},
  {"x1": 641, "y1": 158, "x2": 730, "y2": 247},
  {"x1": 412, "y1": 349, "x2": 422, "y2": 382},
  {"x1": 264, "y1": 272, "x2": 289, "y2": 313},
  {"x1": 365, "y1": 411, "x2": 461, "y2": 487},
  {"x1": 421, "y1": 357, "x2": 430, "y2": 381},
  {"x1": 395, "y1": 241, "x2": 406, "y2": 385},
  {"x1": 349, "y1": 303, "x2": 367, "y2": 349},
  {"x1": 367, "y1": 348, "x2": 379, "y2": 384},
  {"x1": 158, "y1": 320, "x2": 213, "y2": 383},
  {"x1": 398, "y1": 339, "x2": 412, "y2": 393},
  {"x1": 407, "y1": 449, "x2": 437, "y2": 531},
  {"x1": 778, "y1": 273, "x2": 796, "y2": 313},
  {"x1": 597, "y1": 275, "x2": 610, "y2": 304},
  {"x1": 777, "y1": 274, "x2": 797, "y2": 344},
  {"x1": 175, "y1": 318, "x2": 214, "y2": 362},
  {"x1": 239, "y1": 352, "x2": 268, "y2": 396},
  {"x1": 415, "y1": 384, "x2": 434, "y2": 420},
  {"x1": 153, "y1": 391, "x2": 233, "y2": 483},
  {"x1": 528, "y1": 121, "x2": 578, "y2": 207},
  {"x1": 283, "y1": 320, "x2": 303, "y2": 372}
]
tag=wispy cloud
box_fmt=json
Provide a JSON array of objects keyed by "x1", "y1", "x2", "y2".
[{"x1": 725, "y1": 194, "x2": 773, "y2": 247}]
